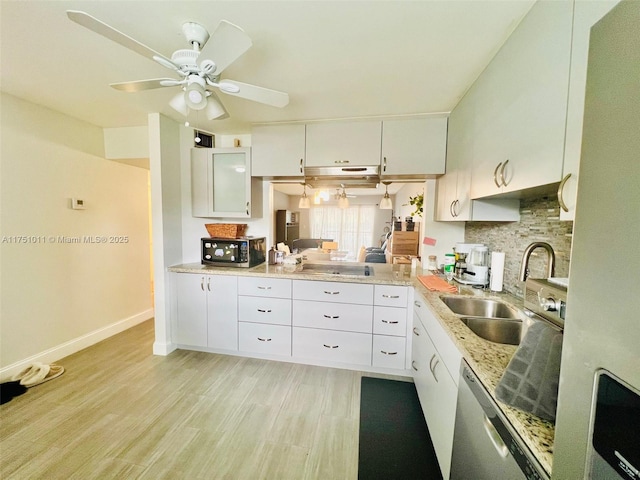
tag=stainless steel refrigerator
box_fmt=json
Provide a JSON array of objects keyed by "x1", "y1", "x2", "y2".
[{"x1": 553, "y1": 2, "x2": 640, "y2": 478}]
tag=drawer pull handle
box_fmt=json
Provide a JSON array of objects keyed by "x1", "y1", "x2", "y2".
[
  {"x1": 413, "y1": 327, "x2": 420, "y2": 336},
  {"x1": 323, "y1": 291, "x2": 340, "y2": 295},
  {"x1": 257, "y1": 286, "x2": 272, "y2": 290},
  {"x1": 381, "y1": 319, "x2": 399, "y2": 324},
  {"x1": 323, "y1": 344, "x2": 339, "y2": 349},
  {"x1": 382, "y1": 294, "x2": 400, "y2": 299},
  {"x1": 206, "y1": 278, "x2": 211, "y2": 292},
  {"x1": 429, "y1": 355, "x2": 439, "y2": 383},
  {"x1": 493, "y1": 162, "x2": 503, "y2": 188},
  {"x1": 414, "y1": 301, "x2": 421, "y2": 308},
  {"x1": 257, "y1": 309, "x2": 272, "y2": 313},
  {"x1": 257, "y1": 337, "x2": 272, "y2": 342},
  {"x1": 381, "y1": 350, "x2": 398, "y2": 356},
  {"x1": 323, "y1": 314, "x2": 339, "y2": 319},
  {"x1": 411, "y1": 360, "x2": 418, "y2": 371},
  {"x1": 200, "y1": 278, "x2": 205, "y2": 291}
]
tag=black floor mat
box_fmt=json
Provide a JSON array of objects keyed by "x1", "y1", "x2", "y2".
[{"x1": 358, "y1": 376, "x2": 442, "y2": 480}]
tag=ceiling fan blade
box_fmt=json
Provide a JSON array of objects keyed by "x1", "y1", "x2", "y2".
[
  {"x1": 217, "y1": 79, "x2": 289, "y2": 108},
  {"x1": 110, "y1": 78, "x2": 181, "y2": 92},
  {"x1": 66, "y1": 10, "x2": 178, "y2": 69},
  {"x1": 205, "y1": 92, "x2": 229, "y2": 120},
  {"x1": 197, "y1": 20, "x2": 252, "y2": 75}
]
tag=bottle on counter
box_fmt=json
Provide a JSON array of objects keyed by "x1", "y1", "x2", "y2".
[
  {"x1": 444, "y1": 253, "x2": 456, "y2": 281},
  {"x1": 427, "y1": 255, "x2": 439, "y2": 273},
  {"x1": 268, "y1": 246, "x2": 277, "y2": 265}
]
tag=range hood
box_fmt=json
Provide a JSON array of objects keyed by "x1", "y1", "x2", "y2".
[{"x1": 304, "y1": 165, "x2": 380, "y2": 188}]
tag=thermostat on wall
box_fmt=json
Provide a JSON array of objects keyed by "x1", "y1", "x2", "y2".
[{"x1": 71, "y1": 198, "x2": 86, "y2": 210}]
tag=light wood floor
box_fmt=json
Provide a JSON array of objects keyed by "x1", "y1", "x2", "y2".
[{"x1": 0, "y1": 320, "x2": 410, "y2": 479}]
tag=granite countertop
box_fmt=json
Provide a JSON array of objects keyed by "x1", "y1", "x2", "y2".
[
  {"x1": 412, "y1": 276, "x2": 555, "y2": 477},
  {"x1": 168, "y1": 261, "x2": 416, "y2": 286},
  {"x1": 168, "y1": 262, "x2": 554, "y2": 475}
]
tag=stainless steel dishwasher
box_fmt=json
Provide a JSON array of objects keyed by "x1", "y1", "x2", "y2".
[{"x1": 450, "y1": 361, "x2": 549, "y2": 480}]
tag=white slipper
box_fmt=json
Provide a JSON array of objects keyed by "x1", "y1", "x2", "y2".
[
  {"x1": 11, "y1": 363, "x2": 64, "y2": 387},
  {"x1": 28, "y1": 364, "x2": 64, "y2": 387}
]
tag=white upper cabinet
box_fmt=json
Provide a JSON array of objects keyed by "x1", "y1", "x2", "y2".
[
  {"x1": 381, "y1": 117, "x2": 447, "y2": 177},
  {"x1": 191, "y1": 147, "x2": 262, "y2": 218},
  {"x1": 305, "y1": 120, "x2": 382, "y2": 167},
  {"x1": 251, "y1": 124, "x2": 305, "y2": 178},
  {"x1": 559, "y1": 0, "x2": 621, "y2": 220},
  {"x1": 470, "y1": 0, "x2": 573, "y2": 199},
  {"x1": 436, "y1": 89, "x2": 519, "y2": 222}
]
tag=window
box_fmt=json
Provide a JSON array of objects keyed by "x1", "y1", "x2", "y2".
[{"x1": 309, "y1": 205, "x2": 376, "y2": 259}]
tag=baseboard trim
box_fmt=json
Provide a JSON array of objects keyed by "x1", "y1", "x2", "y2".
[
  {"x1": 0, "y1": 308, "x2": 154, "y2": 380},
  {"x1": 153, "y1": 341, "x2": 177, "y2": 356}
]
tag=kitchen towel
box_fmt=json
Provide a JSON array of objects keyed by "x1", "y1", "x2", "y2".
[
  {"x1": 495, "y1": 321, "x2": 563, "y2": 422},
  {"x1": 490, "y1": 252, "x2": 505, "y2": 292},
  {"x1": 417, "y1": 275, "x2": 457, "y2": 293}
]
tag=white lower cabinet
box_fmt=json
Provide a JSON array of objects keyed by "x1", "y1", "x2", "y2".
[
  {"x1": 293, "y1": 327, "x2": 372, "y2": 366},
  {"x1": 412, "y1": 293, "x2": 461, "y2": 479},
  {"x1": 174, "y1": 273, "x2": 238, "y2": 350},
  {"x1": 239, "y1": 322, "x2": 291, "y2": 356}
]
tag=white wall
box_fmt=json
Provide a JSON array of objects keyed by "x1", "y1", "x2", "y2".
[
  {"x1": 395, "y1": 180, "x2": 464, "y2": 267},
  {"x1": 0, "y1": 93, "x2": 152, "y2": 374}
]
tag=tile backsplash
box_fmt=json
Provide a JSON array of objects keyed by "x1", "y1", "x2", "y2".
[{"x1": 465, "y1": 195, "x2": 573, "y2": 298}]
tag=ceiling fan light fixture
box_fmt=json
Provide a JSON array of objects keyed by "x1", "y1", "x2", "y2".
[
  {"x1": 185, "y1": 82, "x2": 207, "y2": 110},
  {"x1": 338, "y1": 188, "x2": 349, "y2": 209}
]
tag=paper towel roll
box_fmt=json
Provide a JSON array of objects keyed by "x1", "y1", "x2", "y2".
[{"x1": 490, "y1": 252, "x2": 505, "y2": 292}]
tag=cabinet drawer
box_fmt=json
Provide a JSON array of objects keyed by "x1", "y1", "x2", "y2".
[
  {"x1": 293, "y1": 327, "x2": 372, "y2": 366},
  {"x1": 292, "y1": 300, "x2": 372, "y2": 333},
  {"x1": 238, "y1": 296, "x2": 291, "y2": 325},
  {"x1": 372, "y1": 335, "x2": 406, "y2": 370},
  {"x1": 373, "y1": 306, "x2": 407, "y2": 336},
  {"x1": 374, "y1": 285, "x2": 408, "y2": 307},
  {"x1": 238, "y1": 277, "x2": 291, "y2": 298},
  {"x1": 239, "y1": 322, "x2": 291, "y2": 356},
  {"x1": 293, "y1": 280, "x2": 373, "y2": 305}
]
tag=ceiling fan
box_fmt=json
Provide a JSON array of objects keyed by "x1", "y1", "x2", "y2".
[{"x1": 66, "y1": 11, "x2": 289, "y2": 120}]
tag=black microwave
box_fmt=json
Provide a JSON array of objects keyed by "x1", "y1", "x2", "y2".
[{"x1": 201, "y1": 237, "x2": 266, "y2": 267}]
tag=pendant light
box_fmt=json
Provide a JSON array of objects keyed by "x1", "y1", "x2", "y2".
[
  {"x1": 298, "y1": 183, "x2": 310, "y2": 209},
  {"x1": 338, "y1": 187, "x2": 349, "y2": 209},
  {"x1": 380, "y1": 181, "x2": 393, "y2": 209}
]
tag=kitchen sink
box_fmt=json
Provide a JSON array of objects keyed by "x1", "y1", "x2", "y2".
[
  {"x1": 459, "y1": 317, "x2": 524, "y2": 345},
  {"x1": 440, "y1": 296, "x2": 521, "y2": 319},
  {"x1": 440, "y1": 296, "x2": 528, "y2": 345},
  {"x1": 301, "y1": 263, "x2": 373, "y2": 277}
]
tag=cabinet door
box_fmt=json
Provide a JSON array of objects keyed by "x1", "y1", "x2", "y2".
[
  {"x1": 470, "y1": 1, "x2": 573, "y2": 198},
  {"x1": 174, "y1": 274, "x2": 207, "y2": 347},
  {"x1": 381, "y1": 117, "x2": 447, "y2": 176},
  {"x1": 411, "y1": 313, "x2": 457, "y2": 479},
  {"x1": 191, "y1": 147, "x2": 261, "y2": 218},
  {"x1": 560, "y1": 0, "x2": 621, "y2": 220},
  {"x1": 251, "y1": 124, "x2": 305, "y2": 178},
  {"x1": 206, "y1": 275, "x2": 238, "y2": 350},
  {"x1": 305, "y1": 121, "x2": 382, "y2": 167}
]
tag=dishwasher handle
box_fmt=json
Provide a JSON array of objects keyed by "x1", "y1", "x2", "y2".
[{"x1": 483, "y1": 414, "x2": 509, "y2": 458}]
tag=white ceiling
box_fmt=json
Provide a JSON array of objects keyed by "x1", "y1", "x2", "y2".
[{"x1": 1, "y1": 1, "x2": 535, "y2": 135}]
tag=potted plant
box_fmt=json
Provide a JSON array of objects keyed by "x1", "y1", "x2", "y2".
[{"x1": 404, "y1": 192, "x2": 424, "y2": 218}]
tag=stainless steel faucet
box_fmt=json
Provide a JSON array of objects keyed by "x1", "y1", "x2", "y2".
[{"x1": 519, "y1": 242, "x2": 556, "y2": 281}]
